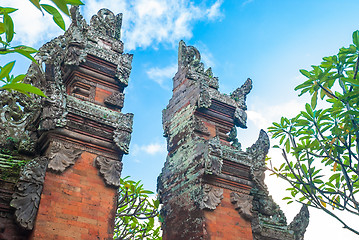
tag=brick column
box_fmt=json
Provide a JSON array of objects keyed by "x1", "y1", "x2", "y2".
[
  {"x1": 158, "y1": 41, "x2": 309, "y2": 240},
  {"x1": 7, "y1": 8, "x2": 133, "y2": 240}
]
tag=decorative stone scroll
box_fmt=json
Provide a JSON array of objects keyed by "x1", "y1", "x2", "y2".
[
  {"x1": 204, "y1": 137, "x2": 223, "y2": 175},
  {"x1": 200, "y1": 184, "x2": 223, "y2": 210},
  {"x1": 47, "y1": 141, "x2": 83, "y2": 172},
  {"x1": 10, "y1": 157, "x2": 48, "y2": 230},
  {"x1": 230, "y1": 192, "x2": 253, "y2": 220},
  {"x1": 95, "y1": 156, "x2": 123, "y2": 187}
]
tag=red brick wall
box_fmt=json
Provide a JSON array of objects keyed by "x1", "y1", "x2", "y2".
[
  {"x1": 30, "y1": 151, "x2": 117, "y2": 240},
  {"x1": 204, "y1": 188, "x2": 253, "y2": 240}
]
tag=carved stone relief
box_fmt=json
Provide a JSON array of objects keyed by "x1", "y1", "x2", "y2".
[
  {"x1": 230, "y1": 192, "x2": 253, "y2": 220},
  {"x1": 95, "y1": 156, "x2": 122, "y2": 187},
  {"x1": 204, "y1": 137, "x2": 223, "y2": 175},
  {"x1": 200, "y1": 184, "x2": 223, "y2": 210},
  {"x1": 0, "y1": 91, "x2": 41, "y2": 154},
  {"x1": 47, "y1": 141, "x2": 83, "y2": 172},
  {"x1": 104, "y1": 92, "x2": 125, "y2": 109},
  {"x1": 116, "y1": 54, "x2": 133, "y2": 86},
  {"x1": 113, "y1": 113, "x2": 133, "y2": 154},
  {"x1": 10, "y1": 157, "x2": 48, "y2": 230}
]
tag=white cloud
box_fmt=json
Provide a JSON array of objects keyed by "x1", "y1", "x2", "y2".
[
  {"x1": 83, "y1": 0, "x2": 224, "y2": 50},
  {"x1": 248, "y1": 99, "x2": 305, "y2": 130},
  {"x1": 206, "y1": 0, "x2": 224, "y2": 20},
  {"x1": 146, "y1": 64, "x2": 177, "y2": 89},
  {"x1": 132, "y1": 142, "x2": 167, "y2": 156}
]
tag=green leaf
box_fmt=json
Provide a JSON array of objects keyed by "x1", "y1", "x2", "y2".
[
  {"x1": 311, "y1": 90, "x2": 318, "y2": 109},
  {"x1": 29, "y1": 0, "x2": 43, "y2": 12},
  {"x1": 0, "y1": 7, "x2": 18, "y2": 14},
  {"x1": 11, "y1": 74, "x2": 26, "y2": 84},
  {"x1": 0, "y1": 23, "x2": 5, "y2": 34},
  {"x1": 1, "y1": 83, "x2": 47, "y2": 97},
  {"x1": 66, "y1": 0, "x2": 84, "y2": 5},
  {"x1": 41, "y1": 4, "x2": 66, "y2": 30},
  {"x1": 50, "y1": 0, "x2": 70, "y2": 16},
  {"x1": 4, "y1": 13, "x2": 14, "y2": 43},
  {"x1": 353, "y1": 30, "x2": 359, "y2": 48},
  {"x1": 300, "y1": 69, "x2": 311, "y2": 78},
  {"x1": 0, "y1": 61, "x2": 15, "y2": 81}
]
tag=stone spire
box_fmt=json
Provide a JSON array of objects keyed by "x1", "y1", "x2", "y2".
[
  {"x1": 0, "y1": 7, "x2": 133, "y2": 239},
  {"x1": 158, "y1": 41, "x2": 309, "y2": 240}
]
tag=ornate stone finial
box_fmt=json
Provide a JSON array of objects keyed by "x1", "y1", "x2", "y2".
[
  {"x1": 10, "y1": 157, "x2": 48, "y2": 230},
  {"x1": 288, "y1": 205, "x2": 310, "y2": 240},
  {"x1": 247, "y1": 130, "x2": 270, "y2": 192},
  {"x1": 231, "y1": 78, "x2": 253, "y2": 110},
  {"x1": 90, "y1": 9, "x2": 122, "y2": 40},
  {"x1": 230, "y1": 192, "x2": 253, "y2": 220},
  {"x1": 178, "y1": 40, "x2": 201, "y2": 70},
  {"x1": 247, "y1": 129, "x2": 270, "y2": 168},
  {"x1": 200, "y1": 184, "x2": 223, "y2": 210}
]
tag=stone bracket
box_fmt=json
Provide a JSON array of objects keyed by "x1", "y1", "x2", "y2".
[
  {"x1": 10, "y1": 156, "x2": 48, "y2": 230},
  {"x1": 47, "y1": 140, "x2": 83, "y2": 172},
  {"x1": 200, "y1": 184, "x2": 223, "y2": 210},
  {"x1": 95, "y1": 155, "x2": 122, "y2": 187},
  {"x1": 230, "y1": 192, "x2": 253, "y2": 220}
]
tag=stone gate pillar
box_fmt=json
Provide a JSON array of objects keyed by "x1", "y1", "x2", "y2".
[
  {"x1": 157, "y1": 41, "x2": 309, "y2": 240},
  {"x1": 4, "y1": 8, "x2": 133, "y2": 240}
]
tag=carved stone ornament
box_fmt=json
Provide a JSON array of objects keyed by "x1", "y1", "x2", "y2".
[
  {"x1": 230, "y1": 78, "x2": 252, "y2": 110},
  {"x1": 288, "y1": 205, "x2": 310, "y2": 240},
  {"x1": 200, "y1": 184, "x2": 223, "y2": 210},
  {"x1": 116, "y1": 54, "x2": 133, "y2": 86},
  {"x1": 193, "y1": 116, "x2": 210, "y2": 136},
  {"x1": 204, "y1": 137, "x2": 223, "y2": 175},
  {"x1": 95, "y1": 156, "x2": 123, "y2": 187},
  {"x1": 0, "y1": 91, "x2": 41, "y2": 154},
  {"x1": 234, "y1": 107, "x2": 247, "y2": 129},
  {"x1": 247, "y1": 130, "x2": 270, "y2": 192},
  {"x1": 230, "y1": 192, "x2": 253, "y2": 220},
  {"x1": 198, "y1": 81, "x2": 212, "y2": 109},
  {"x1": 10, "y1": 157, "x2": 48, "y2": 230},
  {"x1": 104, "y1": 91, "x2": 125, "y2": 109},
  {"x1": 90, "y1": 9, "x2": 122, "y2": 40},
  {"x1": 113, "y1": 113, "x2": 134, "y2": 154},
  {"x1": 47, "y1": 141, "x2": 83, "y2": 172}
]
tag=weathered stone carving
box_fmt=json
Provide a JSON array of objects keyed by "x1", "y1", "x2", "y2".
[
  {"x1": 230, "y1": 192, "x2": 253, "y2": 220},
  {"x1": 95, "y1": 156, "x2": 123, "y2": 187},
  {"x1": 47, "y1": 141, "x2": 83, "y2": 172},
  {"x1": 10, "y1": 157, "x2": 48, "y2": 230},
  {"x1": 288, "y1": 205, "x2": 310, "y2": 240},
  {"x1": 116, "y1": 54, "x2": 133, "y2": 86},
  {"x1": 204, "y1": 137, "x2": 223, "y2": 175},
  {"x1": 114, "y1": 113, "x2": 134, "y2": 154},
  {"x1": 247, "y1": 130, "x2": 270, "y2": 192},
  {"x1": 104, "y1": 92, "x2": 125, "y2": 109},
  {"x1": 227, "y1": 126, "x2": 241, "y2": 150},
  {"x1": 193, "y1": 116, "x2": 210, "y2": 135},
  {"x1": 0, "y1": 91, "x2": 41, "y2": 154},
  {"x1": 198, "y1": 81, "x2": 212, "y2": 109},
  {"x1": 230, "y1": 78, "x2": 252, "y2": 110},
  {"x1": 200, "y1": 184, "x2": 223, "y2": 210},
  {"x1": 90, "y1": 9, "x2": 122, "y2": 40}
]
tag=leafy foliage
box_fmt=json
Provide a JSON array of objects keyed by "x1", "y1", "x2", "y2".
[
  {"x1": 0, "y1": 0, "x2": 83, "y2": 97},
  {"x1": 114, "y1": 177, "x2": 162, "y2": 240},
  {"x1": 268, "y1": 31, "x2": 359, "y2": 235}
]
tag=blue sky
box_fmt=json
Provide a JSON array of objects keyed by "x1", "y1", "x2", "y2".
[{"x1": 4, "y1": 0, "x2": 359, "y2": 239}]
